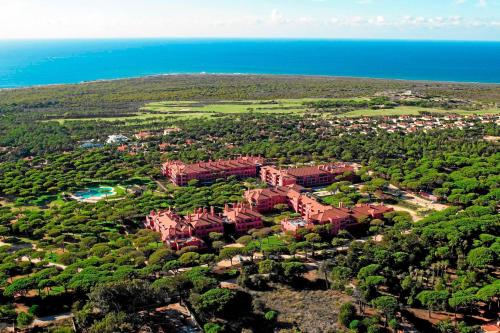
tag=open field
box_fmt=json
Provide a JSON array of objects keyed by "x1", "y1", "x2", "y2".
[
  {"x1": 141, "y1": 99, "x2": 310, "y2": 114},
  {"x1": 50, "y1": 99, "x2": 499, "y2": 123},
  {"x1": 50, "y1": 99, "x2": 313, "y2": 123},
  {"x1": 339, "y1": 106, "x2": 500, "y2": 117}
]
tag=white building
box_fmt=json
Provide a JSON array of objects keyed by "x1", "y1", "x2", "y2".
[{"x1": 106, "y1": 134, "x2": 129, "y2": 145}]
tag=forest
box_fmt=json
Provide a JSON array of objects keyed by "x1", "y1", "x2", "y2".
[{"x1": 0, "y1": 75, "x2": 498, "y2": 333}]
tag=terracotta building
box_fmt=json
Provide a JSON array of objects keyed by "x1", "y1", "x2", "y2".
[
  {"x1": 244, "y1": 186, "x2": 393, "y2": 236},
  {"x1": 145, "y1": 203, "x2": 266, "y2": 249},
  {"x1": 243, "y1": 186, "x2": 292, "y2": 212},
  {"x1": 260, "y1": 163, "x2": 355, "y2": 187},
  {"x1": 185, "y1": 207, "x2": 225, "y2": 238},
  {"x1": 223, "y1": 202, "x2": 264, "y2": 233},
  {"x1": 145, "y1": 209, "x2": 205, "y2": 250},
  {"x1": 162, "y1": 156, "x2": 264, "y2": 186},
  {"x1": 145, "y1": 207, "x2": 224, "y2": 250}
]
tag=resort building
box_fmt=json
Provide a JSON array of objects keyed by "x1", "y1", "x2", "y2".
[
  {"x1": 243, "y1": 186, "x2": 293, "y2": 212},
  {"x1": 260, "y1": 163, "x2": 355, "y2": 187},
  {"x1": 145, "y1": 209, "x2": 205, "y2": 250},
  {"x1": 223, "y1": 202, "x2": 264, "y2": 233},
  {"x1": 185, "y1": 207, "x2": 225, "y2": 238},
  {"x1": 281, "y1": 217, "x2": 308, "y2": 235},
  {"x1": 162, "y1": 156, "x2": 264, "y2": 186},
  {"x1": 244, "y1": 186, "x2": 393, "y2": 236},
  {"x1": 145, "y1": 205, "x2": 264, "y2": 249}
]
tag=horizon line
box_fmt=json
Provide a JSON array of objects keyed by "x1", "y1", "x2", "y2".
[{"x1": 1, "y1": 37, "x2": 500, "y2": 43}]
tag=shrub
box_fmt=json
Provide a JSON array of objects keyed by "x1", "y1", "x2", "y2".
[
  {"x1": 338, "y1": 302, "x2": 357, "y2": 327},
  {"x1": 265, "y1": 310, "x2": 278, "y2": 321},
  {"x1": 204, "y1": 322, "x2": 223, "y2": 333},
  {"x1": 28, "y1": 304, "x2": 39, "y2": 316},
  {"x1": 16, "y1": 312, "x2": 34, "y2": 328},
  {"x1": 349, "y1": 319, "x2": 361, "y2": 331}
]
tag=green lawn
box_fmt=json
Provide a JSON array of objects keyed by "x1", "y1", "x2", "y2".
[
  {"x1": 248, "y1": 235, "x2": 286, "y2": 252},
  {"x1": 339, "y1": 106, "x2": 500, "y2": 117},
  {"x1": 50, "y1": 100, "x2": 500, "y2": 123},
  {"x1": 141, "y1": 99, "x2": 312, "y2": 115}
]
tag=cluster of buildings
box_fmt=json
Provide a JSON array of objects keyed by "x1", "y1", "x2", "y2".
[
  {"x1": 325, "y1": 114, "x2": 499, "y2": 135},
  {"x1": 162, "y1": 156, "x2": 356, "y2": 188},
  {"x1": 145, "y1": 157, "x2": 390, "y2": 250},
  {"x1": 145, "y1": 182, "x2": 392, "y2": 250},
  {"x1": 245, "y1": 185, "x2": 392, "y2": 236},
  {"x1": 145, "y1": 203, "x2": 263, "y2": 250}
]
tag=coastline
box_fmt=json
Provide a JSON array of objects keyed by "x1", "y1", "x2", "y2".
[{"x1": 1, "y1": 72, "x2": 499, "y2": 92}]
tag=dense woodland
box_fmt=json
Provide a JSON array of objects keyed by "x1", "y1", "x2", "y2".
[{"x1": 0, "y1": 76, "x2": 498, "y2": 333}]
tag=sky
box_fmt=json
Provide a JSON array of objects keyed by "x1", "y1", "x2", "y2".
[{"x1": 0, "y1": 0, "x2": 499, "y2": 40}]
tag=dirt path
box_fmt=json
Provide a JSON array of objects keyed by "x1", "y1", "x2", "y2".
[
  {"x1": 386, "y1": 204, "x2": 423, "y2": 222},
  {"x1": 154, "y1": 179, "x2": 169, "y2": 193},
  {"x1": 32, "y1": 312, "x2": 73, "y2": 328}
]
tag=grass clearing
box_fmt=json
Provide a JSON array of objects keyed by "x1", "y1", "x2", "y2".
[
  {"x1": 141, "y1": 99, "x2": 311, "y2": 115},
  {"x1": 248, "y1": 235, "x2": 286, "y2": 252},
  {"x1": 49, "y1": 100, "x2": 500, "y2": 123},
  {"x1": 339, "y1": 106, "x2": 500, "y2": 117}
]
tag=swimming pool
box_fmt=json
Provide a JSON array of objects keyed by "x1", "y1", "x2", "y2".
[{"x1": 72, "y1": 186, "x2": 115, "y2": 201}]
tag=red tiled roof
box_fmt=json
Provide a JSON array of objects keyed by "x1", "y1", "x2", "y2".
[
  {"x1": 286, "y1": 166, "x2": 332, "y2": 177},
  {"x1": 164, "y1": 156, "x2": 264, "y2": 176},
  {"x1": 224, "y1": 203, "x2": 263, "y2": 223},
  {"x1": 187, "y1": 210, "x2": 224, "y2": 227},
  {"x1": 312, "y1": 208, "x2": 351, "y2": 222},
  {"x1": 245, "y1": 186, "x2": 290, "y2": 201}
]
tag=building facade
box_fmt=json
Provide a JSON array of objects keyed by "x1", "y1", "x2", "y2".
[
  {"x1": 244, "y1": 186, "x2": 393, "y2": 236},
  {"x1": 162, "y1": 156, "x2": 264, "y2": 186},
  {"x1": 260, "y1": 163, "x2": 355, "y2": 187},
  {"x1": 223, "y1": 202, "x2": 264, "y2": 233},
  {"x1": 145, "y1": 204, "x2": 266, "y2": 249},
  {"x1": 145, "y1": 207, "x2": 225, "y2": 250}
]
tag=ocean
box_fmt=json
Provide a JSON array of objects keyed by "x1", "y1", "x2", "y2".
[{"x1": 0, "y1": 39, "x2": 499, "y2": 88}]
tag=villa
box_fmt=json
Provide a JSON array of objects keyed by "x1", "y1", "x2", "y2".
[
  {"x1": 260, "y1": 163, "x2": 355, "y2": 187},
  {"x1": 162, "y1": 156, "x2": 264, "y2": 186}
]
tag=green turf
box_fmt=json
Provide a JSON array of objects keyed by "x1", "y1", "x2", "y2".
[
  {"x1": 248, "y1": 235, "x2": 286, "y2": 252},
  {"x1": 141, "y1": 99, "x2": 311, "y2": 115},
  {"x1": 50, "y1": 100, "x2": 500, "y2": 123},
  {"x1": 339, "y1": 106, "x2": 500, "y2": 117}
]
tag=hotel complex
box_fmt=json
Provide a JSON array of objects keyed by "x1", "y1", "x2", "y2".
[
  {"x1": 245, "y1": 185, "x2": 393, "y2": 236},
  {"x1": 149, "y1": 158, "x2": 391, "y2": 249}
]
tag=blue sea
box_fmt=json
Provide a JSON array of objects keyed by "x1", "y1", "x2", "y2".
[{"x1": 0, "y1": 39, "x2": 499, "y2": 88}]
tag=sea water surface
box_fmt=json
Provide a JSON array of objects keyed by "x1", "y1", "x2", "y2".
[{"x1": 0, "y1": 39, "x2": 499, "y2": 88}]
